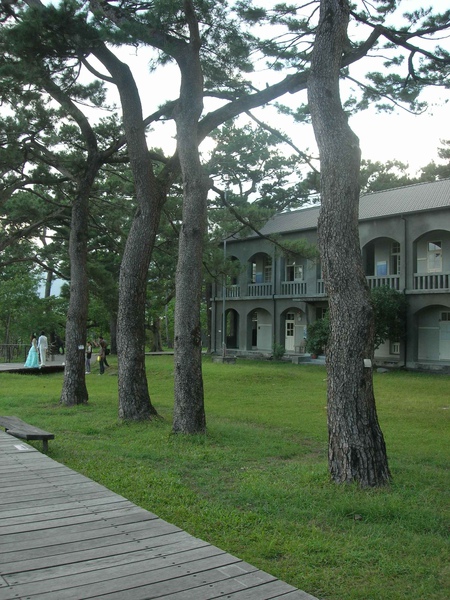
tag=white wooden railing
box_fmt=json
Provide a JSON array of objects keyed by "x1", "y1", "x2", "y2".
[
  {"x1": 225, "y1": 285, "x2": 241, "y2": 298},
  {"x1": 366, "y1": 275, "x2": 400, "y2": 290},
  {"x1": 316, "y1": 279, "x2": 326, "y2": 295},
  {"x1": 216, "y1": 273, "x2": 450, "y2": 299},
  {"x1": 247, "y1": 283, "x2": 273, "y2": 297},
  {"x1": 414, "y1": 273, "x2": 450, "y2": 290},
  {"x1": 280, "y1": 281, "x2": 307, "y2": 296}
]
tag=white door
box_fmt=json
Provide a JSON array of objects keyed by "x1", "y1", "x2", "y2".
[
  {"x1": 439, "y1": 321, "x2": 450, "y2": 360},
  {"x1": 285, "y1": 315, "x2": 295, "y2": 351}
]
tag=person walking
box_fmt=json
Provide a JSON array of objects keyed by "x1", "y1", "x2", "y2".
[
  {"x1": 102, "y1": 337, "x2": 110, "y2": 367},
  {"x1": 85, "y1": 340, "x2": 92, "y2": 374},
  {"x1": 98, "y1": 337, "x2": 107, "y2": 375},
  {"x1": 37, "y1": 330, "x2": 48, "y2": 367},
  {"x1": 24, "y1": 333, "x2": 39, "y2": 368}
]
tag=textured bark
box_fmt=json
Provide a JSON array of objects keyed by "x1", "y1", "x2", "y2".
[
  {"x1": 60, "y1": 174, "x2": 94, "y2": 406},
  {"x1": 172, "y1": 1, "x2": 209, "y2": 434},
  {"x1": 48, "y1": 78, "x2": 102, "y2": 407},
  {"x1": 109, "y1": 315, "x2": 117, "y2": 355},
  {"x1": 150, "y1": 318, "x2": 163, "y2": 353},
  {"x1": 92, "y1": 44, "x2": 162, "y2": 421},
  {"x1": 307, "y1": 0, "x2": 390, "y2": 486}
]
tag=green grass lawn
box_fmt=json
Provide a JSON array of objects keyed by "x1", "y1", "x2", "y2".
[{"x1": 1, "y1": 356, "x2": 449, "y2": 600}]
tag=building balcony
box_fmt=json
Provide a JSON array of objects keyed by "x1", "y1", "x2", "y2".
[
  {"x1": 414, "y1": 272, "x2": 450, "y2": 291},
  {"x1": 366, "y1": 275, "x2": 400, "y2": 290},
  {"x1": 215, "y1": 272, "x2": 449, "y2": 302},
  {"x1": 216, "y1": 285, "x2": 241, "y2": 298},
  {"x1": 225, "y1": 285, "x2": 241, "y2": 298},
  {"x1": 280, "y1": 281, "x2": 307, "y2": 296},
  {"x1": 316, "y1": 279, "x2": 326, "y2": 295},
  {"x1": 247, "y1": 283, "x2": 273, "y2": 297}
]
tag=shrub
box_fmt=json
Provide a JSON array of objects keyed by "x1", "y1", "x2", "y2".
[
  {"x1": 272, "y1": 343, "x2": 286, "y2": 360},
  {"x1": 305, "y1": 315, "x2": 329, "y2": 356}
]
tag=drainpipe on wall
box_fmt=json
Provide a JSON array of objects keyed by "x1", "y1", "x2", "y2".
[
  {"x1": 273, "y1": 250, "x2": 277, "y2": 351},
  {"x1": 212, "y1": 281, "x2": 217, "y2": 354},
  {"x1": 401, "y1": 215, "x2": 407, "y2": 368},
  {"x1": 222, "y1": 237, "x2": 227, "y2": 357}
]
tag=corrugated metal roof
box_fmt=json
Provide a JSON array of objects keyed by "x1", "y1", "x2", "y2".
[{"x1": 242, "y1": 178, "x2": 450, "y2": 238}]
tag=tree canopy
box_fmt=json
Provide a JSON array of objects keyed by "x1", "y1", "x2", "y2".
[{"x1": 1, "y1": 0, "x2": 449, "y2": 485}]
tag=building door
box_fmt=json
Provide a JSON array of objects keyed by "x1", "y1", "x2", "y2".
[
  {"x1": 439, "y1": 313, "x2": 450, "y2": 360},
  {"x1": 285, "y1": 313, "x2": 295, "y2": 351}
]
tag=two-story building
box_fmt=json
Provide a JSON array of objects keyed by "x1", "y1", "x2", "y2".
[{"x1": 210, "y1": 178, "x2": 450, "y2": 372}]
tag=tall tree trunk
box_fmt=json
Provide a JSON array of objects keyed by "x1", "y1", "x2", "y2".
[
  {"x1": 150, "y1": 317, "x2": 163, "y2": 352},
  {"x1": 60, "y1": 175, "x2": 94, "y2": 405},
  {"x1": 172, "y1": 1, "x2": 209, "y2": 434},
  {"x1": 205, "y1": 282, "x2": 212, "y2": 354},
  {"x1": 44, "y1": 269, "x2": 53, "y2": 298},
  {"x1": 109, "y1": 314, "x2": 117, "y2": 355},
  {"x1": 93, "y1": 44, "x2": 162, "y2": 420},
  {"x1": 307, "y1": 0, "x2": 390, "y2": 486}
]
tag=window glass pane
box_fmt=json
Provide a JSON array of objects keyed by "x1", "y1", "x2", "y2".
[
  {"x1": 428, "y1": 240, "x2": 442, "y2": 272},
  {"x1": 428, "y1": 241, "x2": 442, "y2": 252},
  {"x1": 294, "y1": 265, "x2": 303, "y2": 280}
]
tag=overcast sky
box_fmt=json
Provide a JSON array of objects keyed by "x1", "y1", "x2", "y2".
[{"x1": 104, "y1": 1, "x2": 450, "y2": 176}]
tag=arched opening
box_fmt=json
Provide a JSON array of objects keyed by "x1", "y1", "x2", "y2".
[
  {"x1": 413, "y1": 230, "x2": 450, "y2": 291},
  {"x1": 247, "y1": 308, "x2": 273, "y2": 351},
  {"x1": 225, "y1": 309, "x2": 239, "y2": 350},
  {"x1": 416, "y1": 304, "x2": 450, "y2": 362},
  {"x1": 247, "y1": 252, "x2": 273, "y2": 297},
  {"x1": 281, "y1": 308, "x2": 307, "y2": 352},
  {"x1": 362, "y1": 237, "x2": 401, "y2": 290}
]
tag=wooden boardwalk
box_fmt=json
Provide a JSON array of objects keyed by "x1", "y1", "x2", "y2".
[
  {"x1": 0, "y1": 354, "x2": 66, "y2": 374},
  {"x1": 0, "y1": 431, "x2": 318, "y2": 600}
]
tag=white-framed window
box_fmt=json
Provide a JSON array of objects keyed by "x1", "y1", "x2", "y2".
[
  {"x1": 440, "y1": 312, "x2": 450, "y2": 321},
  {"x1": 428, "y1": 241, "x2": 442, "y2": 273},
  {"x1": 390, "y1": 342, "x2": 400, "y2": 354},
  {"x1": 264, "y1": 263, "x2": 272, "y2": 283},
  {"x1": 286, "y1": 262, "x2": 303, "y2": 281},
  {"x1": 391, "y1": 241, "x2": 401, "y2": 275}
]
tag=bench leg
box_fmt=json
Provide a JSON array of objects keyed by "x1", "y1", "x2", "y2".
[{"x1": 43, "y1": 439, "x2": 49, "y2": 453}]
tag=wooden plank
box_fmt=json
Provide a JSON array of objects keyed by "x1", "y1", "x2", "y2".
[
  {"x1": 0, "y1": 553, "x2": 246, "y2": 600},
  {"x1": 0, "y1": 544, "x2": 228, "y2": 598},
  {"x1": 150, "y1": 570, "x2": 278, "y2": 600},
  {"x1": 5, "y1": 533, "x2": 209, "y2": 586},
  {"x1": 1, "y1": 534, "x2": 210, "y2": 583},
  {"x1": 0, "y1": 431, "x2": 318, "y2": 600},
  {"x1": 0, "y1": 519, "x2": 180, "y2": 558},
  {"x1": 0, "y1": 496, "x2": 131, "y2": 520},
  {"x1": 0, "y1": 505, "x2": 157, "y2": 536}
]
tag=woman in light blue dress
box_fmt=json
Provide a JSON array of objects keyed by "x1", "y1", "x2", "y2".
[{"x1": 24, "y1": 334, "x2": 39, "y2": 368}]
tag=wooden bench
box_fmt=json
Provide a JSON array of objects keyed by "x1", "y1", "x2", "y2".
[{"x1": 0, "y1": 416, "x2": 54, "y2": 452}]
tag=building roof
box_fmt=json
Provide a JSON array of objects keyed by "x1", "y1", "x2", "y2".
[{"x1": 239, "y1": 178, "x2": 450, "y2": 239}]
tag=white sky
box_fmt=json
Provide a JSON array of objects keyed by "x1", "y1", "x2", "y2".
[
  {"x1": 129, "y1": 65, "x2": 449, "y2": 178},
  {"x1": 106, "y1": 1, "x2": 450, "y2": 177},
  {"x1": 351, "y1": 95, "x2": 448, "y2": 173}
]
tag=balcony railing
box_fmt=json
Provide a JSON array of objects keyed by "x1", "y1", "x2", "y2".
[
  {"x1": 414, "y1": 273, "x2": 450, "y2": 290},
  {"x1": 316, "y1": 279, "x2": 326, "y2": 295},
  {"x1": 366, "y1": 275, "x2": 400, "y2": 290},
  {"x1": 247, "y1": 283, "x2": 273, "y2": 297},
  {"x1": 217, "y1": 272, "x2": 450, "y2": 300},
  {"x1": 280, "y1": 281, "x2": 307, "y2": 296},
  {"x1": 225, "y1": 285, "x2": 240, "y2": 298}
]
